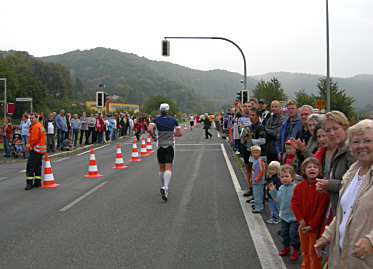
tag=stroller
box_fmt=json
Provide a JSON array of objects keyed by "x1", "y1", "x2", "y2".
[{"x1": 11, "y1": 131, "x2": 23, "y2": 158}]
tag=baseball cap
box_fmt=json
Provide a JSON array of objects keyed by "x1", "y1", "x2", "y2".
[
  {"x1": 160, "y1": 103, "x2": 169, "y2": 111},
  {"x1": 259, "y1": 99, "x2": 267, "y2": 104},
  {"x1": 284, "y1": 140, "x2": 292, "y2": 145}
]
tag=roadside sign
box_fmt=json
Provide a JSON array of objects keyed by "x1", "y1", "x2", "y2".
[
  {"x1": 16, "y1": 98, "x2": 32, "y2": 102},
  {"x1": 315, "y1": 99, "x2": 326, "y2": 110}
]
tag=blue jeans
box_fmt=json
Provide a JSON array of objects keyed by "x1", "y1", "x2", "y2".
[
  {"x1": 111, "y1": 129, "x2": 117, "y2": 140},
  {"x1": 268, "y1": 198, "x2": 280, "y2": 221},
  {"x1": 72, "y1": 129, "x2": 79, "y2": 146},
  {"x1": 3, "y1": 136, "x2": 11, "y2": 156},
  {"x1": 280, "y1": 219, "x2": 300, "y2": 249},
  {"x1": 22, "y1": 135, "x2": 29, "y2": 158},
  {"x1": 57, "y1": 129, "x2": 66, "y2": 149},
  {"x1": 253, "y1": 184, "x2": 264, "y2": 212}
]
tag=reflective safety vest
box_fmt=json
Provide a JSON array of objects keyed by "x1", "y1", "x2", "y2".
[{"x1": 26, "y1": 121, "x2": 46, "y2": 154}]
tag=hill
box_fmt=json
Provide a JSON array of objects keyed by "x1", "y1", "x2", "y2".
[{"x1": 41, "y1": 48, "x2": 372, "y2": 110}]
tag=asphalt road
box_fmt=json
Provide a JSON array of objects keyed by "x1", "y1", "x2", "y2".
[{"x1": 0, "y1": 125, "x2": 302, "y2": 269}]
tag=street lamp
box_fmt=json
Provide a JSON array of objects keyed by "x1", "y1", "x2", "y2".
[
  {"x1": 163, "y1": 36, "x2": 249, "y2": 98},
  {"x1": 0, "y1": 78, "x2": 6, "y2": 123}
]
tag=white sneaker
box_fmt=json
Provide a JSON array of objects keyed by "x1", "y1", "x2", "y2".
[
  {"x1": 160, "y1": 187, "x2": 168, "y2": 201},
  {"x1": 266, "y1": 218, "x2": 280, "y2": 224}
]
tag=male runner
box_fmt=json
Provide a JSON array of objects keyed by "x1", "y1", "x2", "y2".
[{"x1": 148, "y1": 103, "x2": 183, "y2": 201}]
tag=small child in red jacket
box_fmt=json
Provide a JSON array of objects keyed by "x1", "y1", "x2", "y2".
[
  {"x1": 133, "y1": 119, "x2": 145, "y2": 141},
  {"x1": 291, "y1": 157, "x2": 331, "y2": 269}
]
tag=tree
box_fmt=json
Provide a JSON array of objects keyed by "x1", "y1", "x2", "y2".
[
  {"x1": 295, "y1": 77, "x2": 354, "y2": 118},
  {"x1": 142, "y1": 95, "x2": 180, "y2": 116},
  {"x1": 252, "y1": 77, "x2": 288, "y2": 104}
]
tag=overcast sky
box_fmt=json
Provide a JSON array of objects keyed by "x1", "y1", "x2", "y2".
[{"x1": 1, "y1": 0, "x2": 372, "y2": 78}]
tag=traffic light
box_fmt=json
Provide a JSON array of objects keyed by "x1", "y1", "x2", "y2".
[
  {"x1": 162, "y1": 40, "x2": 170, "y2": 56},
  {"x1": 242, "y1": 90, "x2": 249, "y2": 104},
  {"x1": 236, "y1": 91, "x2": 242, "y2": 102},
  {"x1": 103, "y1": 92, "x2": 109, "y2": 107},
  {"x1": 96, "y1": 91, "x2": 104, "y2": 107}
]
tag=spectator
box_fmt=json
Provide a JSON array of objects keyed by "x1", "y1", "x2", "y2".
[
  {"x1": 249, "y1": 107, "x2": 266, "y2": 159},
  {"x1": 79, "y1": 112, "x2": 89, "y2": 145},
  {"x1": 13, "y1": 134, "x2": 23, "y2": 157},
  {"x1": 2, "y1": 117, "x2": 13, "y2": 157},
  {"x1": 61, "y1": 137, "x2": 73, "y2": 151},
  {"x1": 275, "y1": 100, "x2": 303, "y2": 161},
  {"x1": 315, "y1": 119, "x2": 373, "y2": 268},
  {"x1": 296, "y1": 105, "x2": 314, "y2": 145},
  {"x1": 65, "y1": 113, "x2": 72, "y2": 139},
  {"x1": 316, "y1": 111, "x2": 356, "y2": 214},
  {"x1": 258, "y1": 99, "x2": 271, "y2": 126},
  {"x1": 291, "y1": 157, "x2": 331, "y2": 269},
  {"x1": 251, "y1": 145, "x2": 266, "y2": 214},
  {"x1": 282, "y1": 140, "x2": 299, "y2": 175},
  {"x1": 55, "y1": 109, "x2": 67, "y2": 149},
  {"x1": 233, "y1": 111, "x2": 243, "y2": 155},
  {"x1": 268, "y1": 165, "x2": 300, "y2": 261},
  {"x1": 44, "y1": 113, "x2": 56, "y2": 153},
  {"x1": 129, "y1": 116, "x2": 134, "y2": 137},
  {"x1": 203, "y1": 113, "x2": 212, "y2": 139},
  {"x1": 249, "y1": 98, "x2": 259, "y2": 109},
  {"x1": 265, "y1": 100, "x2": 285, "y2": 164},
  {"x1": 97, "y1": 113, "x2": 105, "y2": 144},
  {"x1": 71, "y1": 114, "x2": 81, "y2": 147},
  {"x1": 313, "y1": 124, "x2": 336, "y2": 178},
  {"x1": 133, "y1": 119, "x2": 145, "y2": 141},
  {"x1": 240, "y1": 101, "x2": 253, "y2": 197},
  {"x1": 20, "y1": 114, "x2": 31, "y2": 158},
  {"x1": 87, "y1": 113, "x2": 96, "y2": 144},
  {"x1": 266, "y1": 161, "x2": 282, "y2": 224}
]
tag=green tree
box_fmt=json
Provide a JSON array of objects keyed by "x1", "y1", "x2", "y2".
[
  {"x1": 142, "y1": 95, "x2": 180, "y2": 116},
  {"x1": 295, "y1": 89, "x2": 317, "y2": 108},
  {"x1": 252, "y1": 77, "x2": 288, "y2": 104}
]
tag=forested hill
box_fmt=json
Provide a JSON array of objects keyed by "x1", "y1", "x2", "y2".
[
  {"x1": 42, "y1": 48, "x2": 217, "y2": 113},
  {"x1": 42, "y1": 47, "x2": 372, "y2": 110}
]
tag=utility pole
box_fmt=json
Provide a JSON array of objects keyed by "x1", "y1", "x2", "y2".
[
  {"x1": 163, "y1": 37, "x2": 249, "y2": 98},
  {"x1": 326, "y1": 0, "x2": 331, "y2": 112}
]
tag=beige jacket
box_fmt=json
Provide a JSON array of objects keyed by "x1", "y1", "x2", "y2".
[{"x1": 322, "y1": 161, "x2": 373, "y2": 269}]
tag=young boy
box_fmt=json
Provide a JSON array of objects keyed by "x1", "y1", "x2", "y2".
[
  {"x1": 266, "y1": 161, "x2": 281, "y2": 224},
  {"x1": 291, "y1": 157, "x2": 331, "y2": 269},
  {"x1": 251, "y1": 145, "x2": 265, "y2": 214},
  {"x1": 268, "y1": 165, "x2": 300, "y2": 261}
]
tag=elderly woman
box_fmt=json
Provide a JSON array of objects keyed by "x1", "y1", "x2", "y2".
[
  {"x1": 316, "y1": 111, "x2": 355, "y2": 214},
  {"x1": 315, "y1": 119, "x2": 373, "y2": 268}
]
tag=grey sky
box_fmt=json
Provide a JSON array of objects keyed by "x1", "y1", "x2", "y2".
[{"x1": 1, "y1": 0, "x2": 372, "y2": 78}]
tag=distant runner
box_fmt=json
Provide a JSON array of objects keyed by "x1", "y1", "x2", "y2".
[
  {"x1": 148, "y1": 103, "x2": 183, "y2": 201},
  {"x1": 189, "y1": 114, "x2": 195, "y2": 131}
]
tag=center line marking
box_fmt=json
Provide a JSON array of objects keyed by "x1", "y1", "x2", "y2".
[{"x1": 59, "y1": 181, "x2": 108, "y2": 212}]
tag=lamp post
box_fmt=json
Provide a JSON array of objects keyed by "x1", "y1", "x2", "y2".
[
  {"x1": 0, "y1": 78, "x2": 6, "y2": 123},
  {"x1": 326, "y1": 0, "x2": 330, "y2": 112},
  {"x1": 163, "y1": 36, "x2": 248, "y2": 98}
]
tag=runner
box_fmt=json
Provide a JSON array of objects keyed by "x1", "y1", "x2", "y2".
[
  {"x1": 189, "y1": 114, "x2": 195, "y2": 131},
  {"x1": 148, "y1": 103, "x2": 183, "y2": 201}
]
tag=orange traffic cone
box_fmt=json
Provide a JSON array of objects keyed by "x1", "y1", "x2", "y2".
[
  {"x1": 40, "y1": 154, "x2": 60, "y2": 188},
  {"x1": 146, "y1": 134, "x2": 154, "y2": 153},
  {"x1": 184, "y1": 124, "x2": 188, "y2": 131},
  {"x1": 112, "y1": 143, "x2": 128, "y2": 169},
  {"x1": 129, "y1": 139, "x2": 142, "y2": 162},
  {"x1": 84, "y1": 148, "x2": 103, "y2": 177},
  {"x1": 139, "y1": 136, "x2": 149, "y2": 157}
]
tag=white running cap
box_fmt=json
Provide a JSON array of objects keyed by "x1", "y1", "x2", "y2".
[{"x1": 160, "y1": 103, "x2": 169, "y2": 111}]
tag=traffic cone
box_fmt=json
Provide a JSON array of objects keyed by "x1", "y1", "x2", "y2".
[
  {"x1": 112, "y1": 143, "x2": 128, "y2": 169},
  {"x1": 184, "y1": 124, "x2": 188, "y2": 131},
  {"x1": 129, "y1": 139, "x2": 142, "y2": 162},
  {"x1": 40, "y1": 154, "x2": 60, "y2": 188},
  {"x1": 139, "y1": 136, "x2": 149, "y2": 157},
  {"x1": 146, "y1": 134, "x2": 154, "y2": 153},
  {"x1": 84, "y1": 148, "x2": 103, "y2": 178}
]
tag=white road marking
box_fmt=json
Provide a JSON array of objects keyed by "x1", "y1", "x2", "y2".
[
  {"x1": 76, "y1": 144, "x2": 111, "y2": 156},
  {"x1": 59, "y1": 181, "x2": 108, "y2": 212},
  {"x1": 0, "y1": 177, "x2": 8, "y2": 181},
  {"x1": 53, "y1": 157, "x2": 70, "y2": 163},
  {"x1": 176, "y1": 143, "x2": 222, "y2": 146},
  {"x1": 19, "y1": 170, "x2": 26, "y2": 173},
  {"x1": 220, "y1": 144, "x2": 286, "y2": 269}
]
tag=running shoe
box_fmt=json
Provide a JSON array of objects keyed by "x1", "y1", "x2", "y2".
[{"x1": 160, "y1": 187, "x2": 168, "y2": 202}]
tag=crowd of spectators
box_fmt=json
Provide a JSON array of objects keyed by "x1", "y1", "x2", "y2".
[{"x1": 218, "y1": 98, "x2": 373, "y2": 268}]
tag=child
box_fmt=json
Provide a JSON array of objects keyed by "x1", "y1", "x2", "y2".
[
  {"x1": 133, "y1": 119, "x2": 145, "y2": 141},
  {"x1": 13, "y1": 134, "x2": 23, "y2": 157},
  {"x1": 61, "y1": 138, "x2": 73, "y2": 151},
  {"x1": 291, "y1": 157, "x2": 331, "y2": 268},
  {"x1": 250, "y1": 145, "x2": 265, "y2": 214},
  {"x1": 282, "y1": 140, "x2": 299, "y2": 171},
  {"x1": 269, "y1": 165, "x2": 300, "y2": 260},
  {"x1": 266, "y1": 161, "x2": 281, "y2": 224}
]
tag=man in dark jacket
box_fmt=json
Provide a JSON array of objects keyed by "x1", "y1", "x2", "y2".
[{"x1": 265, "y1": 100, "x2": 285, "y2": 164}]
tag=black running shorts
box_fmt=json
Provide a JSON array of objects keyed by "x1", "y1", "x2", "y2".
[
  {"x1": 157, "y1": 146, "x2": 174, "y2": 164},
  {"x1": 190, "y1": 121, "x2": 195, "y2": 126}
]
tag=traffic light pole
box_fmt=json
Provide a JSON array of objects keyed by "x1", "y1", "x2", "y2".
[
  {"x1": 163, "y1": 36, "x2": 248, "y2": 96},
  {"x1": 0, "y1": 78, "x2": 6, "y2": 124}
]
